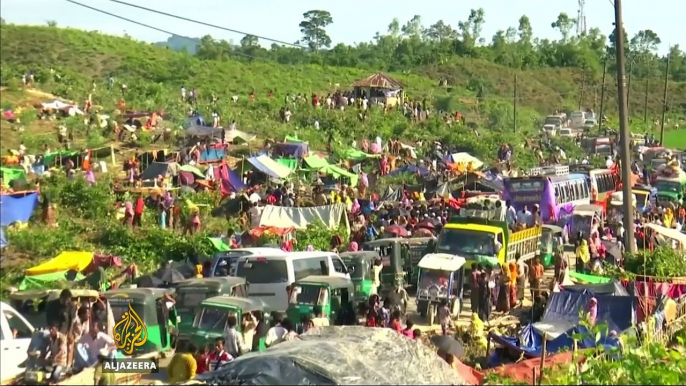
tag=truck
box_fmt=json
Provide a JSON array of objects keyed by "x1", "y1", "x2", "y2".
[
  {"x1": 655, "y1": 174, "x2": 686, "y2": 206},
  {"x1": 435, "y1": 216, "x2": 542, "y2": 271}
]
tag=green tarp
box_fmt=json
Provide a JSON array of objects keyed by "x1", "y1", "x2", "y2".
[
  {"x1": 1, "y1": 167, "x2": 25, "y2": 183},
  {"x1": 19, "y1": 270, "x2": 86, "y2": 291},
  {"x1": 180, "y1": 164, "x2": 205, "y2": 178},
  {"x1": 207, "y1": 237, "x2": 231, "y2": 252},
  {"x1": 303, "y1": 155, "x2": 329, "y2": 169},
  {"x1": 44, "y1": 150, "x2": 79, "y2": 165},
  {"x1": 275, "y1": 158, "x2": 299, "y2": 172},
  {"x1": 341, "y1": 148, "x2": 378, "y2": 161},
  {"x1": 325, "y1": 164, "x2": 358, "y2": 187},
  {"x1": 284, "y1": 135, "x2": 303, "y2": 143},
  {"x1": 568, "y1": 271, "x2": 612, "y2": 284}
]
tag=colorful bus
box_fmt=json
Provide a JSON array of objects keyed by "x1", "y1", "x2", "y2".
[
  {"x1": 570, "y1": 166, "x2": 617, "y2": 213},
  {"x1": 503, "y1": 166, "x2": 590, "y2": 225}
]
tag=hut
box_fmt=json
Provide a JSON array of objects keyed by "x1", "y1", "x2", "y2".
[{"x1": 351, "y1": 73, "x2": 404, "y2": 107}]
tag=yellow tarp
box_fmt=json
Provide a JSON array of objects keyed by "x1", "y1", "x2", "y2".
[{"x1": 25, "y1": 251, "x2": 93, "y2": 276}]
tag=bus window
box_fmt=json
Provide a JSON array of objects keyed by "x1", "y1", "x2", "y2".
[{"x1": 573, "y1": 183, "x2": 580, "y2": 200}]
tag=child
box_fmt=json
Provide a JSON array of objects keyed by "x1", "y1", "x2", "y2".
[
  {"x1": 438, "y1": 299, "x2": 453, "y2": 335},
  {"x1": 402, "y1": 321, "x2": 415, "y2": 339},
  {"x1": 194, "y1": 344, "x2": 210, "y2": 374}
]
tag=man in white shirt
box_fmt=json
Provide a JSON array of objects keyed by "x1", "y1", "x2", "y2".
[
  {"x1": 222, "y1": 315, "x2": 243, "y2": 358},
  {"x1": 371, "y1": 259, "x2": 383, "y2": 295},
  {"x1": 248, "y1": 203, "x2": 262, "y2": 228},
  {"x1": 516, "y1": 205, "x2": 532, "y2": 226},
  {"x1": 76, "y1": 323, "x2": 115, "y2": 369},
  {"x1": 555, "y1": 146, "x2": 566, "y2": 161},
  {"x1": 265, "y1": 313, "x2": 288, "y2": 347},
  {"x1": 311, "y1": 306, "x2": 329, "y2": 327},
  {"x1": 605, "y1": 156, "x2": 614, "y2": 168},
  {"x1": 505, "y1": 200, "x2": 517, "y2": 227}
]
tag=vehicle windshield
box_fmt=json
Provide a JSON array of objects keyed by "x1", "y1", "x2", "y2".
[
  {"x1": 540, "y1": 230, "x2": 553, "y2": 246},
  {"x1": 655, "y1": 180, "x2": 681, "y2": 194},
  {"x1": 212, "y1": 251, "x2": 252, "y2": 276},
  {"x1": 176, "y1": 291, "x2": 212, "y2": 311},
  {"x1": 288, "y1": 285, "x2": 328, "y2": 306},
  {"x1": 418, "y1": 270, "x2": 451, "y2": 292},
  {"x1": 437, "y1": 229, "x2": 496, "y2": 256},
  {"x1": 235, "y1": 259, "x2": 288, "y2": 284},
  {"x1": 194, "y1": 307, "x2": 237, "y2": 331},
  {"x1": 634, "y1": 192, "x2": 648, "y2": 210},
  {"x1": 109, "y1": 301, "x2": 146, "y2": 325},
  {"x1": 572, "y1": 214, "x2": 593, "y2": 234},
  {"x1": 545, "y1": 117, "x2": 562, "y2": 126},
  {"x1": 344, "y1": 259, "x2": 369, "y2": 280},
  {"x1": 584, "y1": 120, "x2": 595, "y2": 125}
]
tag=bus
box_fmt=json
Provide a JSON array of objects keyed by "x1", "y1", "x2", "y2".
[
  {"x1": 503, "y1": 165, "x2": 591, "y2": 225},
  {"x1": 588, "y1": 169, "x2": 617, "y2": 213}
]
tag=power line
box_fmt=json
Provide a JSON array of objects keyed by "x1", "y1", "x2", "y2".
[{"x1": 107, "y1": 0, "x2": 307, "y2": 49}]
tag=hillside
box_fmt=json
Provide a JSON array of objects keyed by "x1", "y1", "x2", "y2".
[{"x1": 2, "y1": 24, "x2": 685, "y2": 121}]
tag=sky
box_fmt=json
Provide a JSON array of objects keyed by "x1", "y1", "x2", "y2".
[{"x1": 1, "y1": 0, "x2": 682, "y2": 55}]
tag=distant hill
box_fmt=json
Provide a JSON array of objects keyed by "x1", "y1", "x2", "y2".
[{"x1": 154, "y1": 34, "x2": 201, "y2": 54}]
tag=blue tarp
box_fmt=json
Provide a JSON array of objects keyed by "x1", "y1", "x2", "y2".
[
  {"x1": 0, "y1": 227, "x2": 7, "y2": 249},
  {"x1": 489, "y1": 290, "x2": 635, "y2": 358},
  {"x1": 0, "y1": 192, "x2": 39, "y2": 226},
  {"x1": 273, "y1": 142, "x2": 309, "y2": 159},
  {"x1": 245, "y1": 156, "x2": 290, "y2": 179},
  {"x1": 216, "y1": 164, "x2": 246, "y2": 192},
  {"x1": 200, "y1": 148, "x2": 225, "y2": 163},
  {"x1": 389, "y1": 165, "x2": 429, "y2": 177}
]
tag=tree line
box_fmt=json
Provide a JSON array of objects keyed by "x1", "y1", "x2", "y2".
[{"x1": 180, "y1": 9, "x2": 686, "y2": 82}]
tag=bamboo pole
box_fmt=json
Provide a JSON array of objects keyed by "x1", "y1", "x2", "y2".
[{"x1": 539, "y1": 332, "x2": 548, "y2": 385}]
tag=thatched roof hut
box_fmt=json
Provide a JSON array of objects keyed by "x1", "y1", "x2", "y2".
[
  {"x1": 351, "y1": 73, "x2": 405, "y2": 106},
  {"x1": 351, "y1": 73, "x2": 404, "y2": 89}
]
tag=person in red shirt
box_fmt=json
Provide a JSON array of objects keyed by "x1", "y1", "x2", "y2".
[
  {"x1": 389, "y1": 312, "x2": 403, "y2": 333},
  {"x1": 194, "y1": 344, "x2": 210, "y2": 374},
  {"x1": 133, "y1": 196, "x2": 144, "y2": 227},
  {"x1": 208, "y1": 337, "x2": 233, "y2": 372}
]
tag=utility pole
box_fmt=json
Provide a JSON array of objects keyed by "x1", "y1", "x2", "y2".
[
  {"x1": 578, "y1": 71, "x2": 586, "y2": 110},
  {"x1": 627, "y1": 61, "x2": 633, "y2": 111},
  {"x1": 598, "y1": 57, "x2": 607, "y2": 133},
  {"x1": 613, "y1": 0, "x2": 635, "y2": 254},
  {"x1": 659, "y1": 52, "x2": 670, "y2": 145},
  {"x1": 514, "y1": 74, "x2": 518, "y2": 133},
  {"x1": 643, "y1": 79, "x2": 649, "y2": 123}
]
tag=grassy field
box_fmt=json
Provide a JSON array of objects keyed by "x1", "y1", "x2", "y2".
[{"x1": 663, "y1": 129, "x2": 686, "y2": 149}]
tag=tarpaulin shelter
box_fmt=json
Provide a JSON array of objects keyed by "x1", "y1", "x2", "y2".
[
  {"x1": 215, "y1": 163, "x2": 246, "y2": 194},
  {"x1": 0, "y1": 192, "x2": 38, "y2": 226},
  {"x1": 259, "y1": 203, "x2": 349, "y2": 231},
  {"x1": 1, "y1": 167, "x2": 26, "y2": 185},
  {"x1": 26, "y1": 251, "x2": 94, "y2": 276},
  {"x1": 303, "y1": 154, "x2": 329, "y2": 170},
  {"x1": 43, "y1": 150, "x2": 80, "y2": 166},
  {"x1": 195, "y1": 326, "x2": 468, "y2": 385},
  {"x1": 381, "y1": 186, "x2": 403, "y2": 202},
  {"x1": 179, "y1": 164, "x2": 205, "y2": 179},
  {"x1": 19, "y1": 270, "x2": 86, "y2": 291},
  {"x1": 275, "y1": 158, "x2": 299, "y2": 172},
  {"x1": 341, "y1": 148, "x2": 379, "y2": 161},
  {"x1": 224, "y1": 129, "x2": 256, "y2": 143},
  {"x1": 207, "y1": 237, "x2": 231, "y2": 252},
  {"x1": 487, "y1": 351, "x2": 587, "y2": 385},
  {"x1": 490, "y1": 290, "x2": 635, "y2": 358},
  {"x1": 273, "y1": 142, "x2": 309, "y2": 159},
  {"x1": 241, "y1": 155, "x2": 292, "y2": 179},
  {"x1": 178, "y1": 164, "x2": 205, "y2": 186},
  {"x1": 389, "y1": 164, "x2": 429, "y2": 177},
  {"x1": 284, "y1": 135, "x2": 303, "y2": 143},
  {"x1": 563, "y1": 281, "x2": 630, "y2": 296},
  {"x1": 140, "y1": 161, "x2": 180, "y2": 181},
  {"x1": 445, "y1": 152, "x2": 484, "y2": 169},
  {"x1": 303, "y1": 155, "x2": 359, "y2": 186}
]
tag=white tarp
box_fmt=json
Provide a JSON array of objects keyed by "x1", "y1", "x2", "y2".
[
  {"x1": 225, "y1": 129, "x2": 256, "y2": 143},
  {"x1": 448, "y1": 152, "x2": 484, "y2": 169},
  {"x1": 259, "y1": 203, "x2": 349, "y2": 231}
]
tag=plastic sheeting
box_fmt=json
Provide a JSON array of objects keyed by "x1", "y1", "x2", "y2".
[
  {"x1": 19, "y1": 270, "x2": 86, "y2": 291},
  {"x1": 26, "y1": 251, "x2": 94, "y2": 276},
  {"x1": 200, "y1": 147, "x2": 226, "y2": 163},
  {"x1": 563, "y1": 281, "x2": 630, "y2": 296},
  {"x1": 273, "y1": 143, "x2": 309, "y2": 159},
  {"x1": 194, "y1": 326, "x2": 469, "y2": 385},
  {"x1": 246, "y1": 155, "x2": 292, "y2": 179},
  {"x1": 389, "y1": 164, "x2": 429, "y2": 176},
  {"x1": 258, "y1": 203, "x2": 349, "y2": 231},
  {"x1": 0, "y1": 192, "x2": 38, "y2": 226},
  {"x1": 140, "y1": 162, "x2": 180, "y2": 180}
]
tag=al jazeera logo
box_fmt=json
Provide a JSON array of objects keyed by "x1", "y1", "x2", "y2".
[{"x1": 103, "y1": 302, "x2": 159, "y2": 373}]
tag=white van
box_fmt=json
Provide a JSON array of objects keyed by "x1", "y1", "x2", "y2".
[
  {"x1": 234, "y1": 252, "x2": 350, "y2": 312},
  {"x1": 0, "y1": 302, "x2": 35, "y2": 383},
  {"x1": 209, "y1": 247, "x2": 288, "y2": 277},
  {"x1": 570, "y1": 111, "x2": 585, "y2": 128}
]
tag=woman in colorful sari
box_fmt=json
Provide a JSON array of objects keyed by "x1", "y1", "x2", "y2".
[
  {"x1": 576, "y1": 239, "x2": 591, "y2": 273},
  {"x1": 508, "y1": 262, "x2": 518, "y2": 308}
]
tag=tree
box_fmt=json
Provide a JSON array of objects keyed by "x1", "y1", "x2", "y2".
[
  {"x1": 46, "y1": 20, "x2": 57, "y2": 27},
  {"x1": 630, "y1": 29, "x2": 661, "y2": 55},
  {"x1": 298, "y1": 10, "x2": 333, "y2": 51},
  {"x1": 517, "y1": 15, "x2": 533, "y2": 44},
  {"x1": 425, "y1": 20, "x2": 456, "y2": 42},
  {"x1": 458, "y1": 8, "x2": 486, "y2": 48},
  {"x1": 240, "y1": 34, "x2": 259, "y2": 48},
  {"x1": 607, "y1": 24, "x2": 629, "y2": 58},
  {"x1": 401, "y1": 15, "x2": 423, "y2": 39},
  {"x1": 551, "y1": 13, "x2": 576, "y2": 42}
]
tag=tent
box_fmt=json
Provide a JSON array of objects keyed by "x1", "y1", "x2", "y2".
[
  {"x1": 259, "y1": 203, "x2": 349, "y2": 231},
  {"x1": 195, "y1": 326, "x2": 469, "y2": 385},
  {"x1": 216, "y1": 163, "x2": 246, "y2": 194},
  {"x1": 303, "y1": 154, "x2": 329, "y2": 170},
  {"x1": 26, "y1": 251, "x2": 94, "y2": 276},
  {"x1": 43, "y1": 150, "x2": 80, "y2": 166},
  {"x1": 568, "y1": 271, "x2": 612, "y2": 284},
  {"x1": 445, "y1": 152, "x2": 484, "y2": 169},
  {"x1": 490, "y1": 290, "x2": 635, "y2": 358},
  {"x1": 275, "y1": 158, "x2": 299, "y2": 172},
  {"x1": 273, "y1": 142, "x2": 309, "y2": 159},
  {"x1": 225, "y1": 129, "x2": 256, "y2": 143},
  {"x1": 243, "y1": 155, "x2": 291, "y2": 179},
  {"x1": 140, "y1": 162, "x2": 180, "y2": 181},
  {"x1": 340, "y1": 148, "x2": 379, "y2": 161},
  {"x1": 0, "y1": 192, "x2": 39, "y2": 226},
  {"x1": 380, "y1": 186, "x2": 403, "y2": 202},
  {"x1": 179, "y1": 165, "x2": 205, "y2": 179},
  {"x1": 389, "y1": 164, "x2": 429, "y2": 177},
  {"x1": 563, "y1": 281, "x2": 630, "y2": 296},
  {"x1": 1, "y1": 167, "x2": 26, "y2": 185},
  {"x1": 19, "y1": 270, "x2": 86, "y2": 291},
  {"x1": 284, "y1": 135, "x2": 303, "y2": 143}
]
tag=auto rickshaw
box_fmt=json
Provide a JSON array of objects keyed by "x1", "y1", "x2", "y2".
[
  {"x1": 540, "y1": 225, "x2": 564, "y2": 267},
  {"x1": 569, "y1": 204, "x2": 604, "y2": 242},
  {"x1": 174, "y1": 277, "x2": 248, "y2": 333},
  {"x1": 608, "y1": 191, "x2": 637, "y2": 226},
  {"x1": 181, "y1": 296, "x2": 269, "y2": 352},
  {"x1": 633, "y1": 184, "x2": 657, "y2": 213},
  {"x1": 9, "y1": 288, "x2": 100, "y2": 329},
  {"x1": 363, "y1": 237, "x2": 434, "y2": 290},
  {"x1": 286, "y1": 275, "x2": 356, "y2": 331},
  {"x1": 339, "y1": 250, "x2": 380, "y2": 302},
  {"x1": 104, "y1": 287, "x2": 178, "y2": 355},
  {"x1": 415, "y1": 253, "x2": 466, "y2": 327}
]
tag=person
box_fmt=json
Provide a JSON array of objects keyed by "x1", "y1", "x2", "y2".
[
  {"x1": 470, "y1": 264, "x2": 483, "y2": 313},
  {"x1": 311, "y1": 306, "x2": 329, "y2": 327},
  {"x1": 75, "y1": 322, "x2": 115, "y2": 370},
  {"x1": 68, "y1": 306, "x2": 89, "y2": 368},
  {"x1": 437, "y1": 299, "x2": 453, "y2": 335},
  {"x1": 516, "y1": 256, "x2": 528, "y2": 306},
  {"x1": 496, "y1": 264, "x2": 511, "y2": 313},
  {"x1": 265, "y1": 313, "x2": 288, "y2": 347},
  {"x1": 371, "y1": 258, "x2": 383, "y2": 295},
  {"x1": 587, "y1": 297, "x2": 598, "y2": 327},
  {"x1": 223, "y1": 315, "x2": 243, "y2": 358},
  {"x1": 194, "y1": 344, "x2": 210, "y2": 374},
  {"x1": 45, "y1": 289, "x2": 74, "y2": 336},
  {"x1": 529, "y1": 257, "x2": 545, "y2": 300},
  {"x1": 241, "y1": 312, "x2": 258, "y2": 352},
  {"x1": 168, "y1": 343, "x2": 197, "y2": 384},
  {"x1": 576, "y1": 240, "x2": 590, "y2": 273},
  {"x1": 402, "y1": 321, "x2": 415, "y2": 339},
  {"x1": 47, "y1": 323, "x2": 68, "y2": 383},
  {"x1": 477, "y1": 271, "x2": 492, "y2": 323},
  {"x1": 281, "y1": 318, "x2": 299, "y2": 341},
  {"x1": 389, "y1": 282, "x2": 409, "y2": 315},
  {"x1": 208, "y1": 338, "x2": 233, "y2": 371},
  {"x1": 93, "y1": 349, "x2": 116, "y2": 386},
  {"x1": 554, "y1": 250, "x2": 568, "y2": 283},
  {"x1": 508, "y1": 262, "x2": 518, "y2": 308},
  {"x1": 133, "y1": 195, "x2": 144, "y2": 227},
  {"x1": 389, "y1": 311, "x2": 403, "y2": 333}
]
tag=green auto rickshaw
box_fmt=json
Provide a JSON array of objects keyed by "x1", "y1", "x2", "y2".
[
  {"x1": 540, "y1": 224, "x2": 564, "y2": 267},
  {"x1": 339, "y1": 250, "x2": 380, "y2": 302},
  {"x1": 363, "y1": 237, "x2": 435, "y2": 289},
  {"x1": 182, "y1": 296, "x2": 270, "y2": 352},
  {"x1": 104, "y1": 287, "x2": 179, "y2": 355},
  {"x1": 9, "y1": 288, "x2": 100, "y2": 329},
  {"x1": 286, "y1": 275, "x2": 357, "y2": 331},
  {"x1": 174, "y1": 277, "x2": 248, "y2": 333}
]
